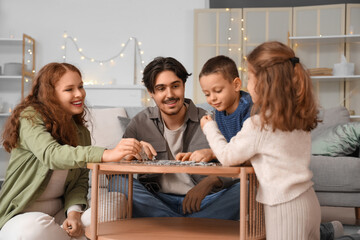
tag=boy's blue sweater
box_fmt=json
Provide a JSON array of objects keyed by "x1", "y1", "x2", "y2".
[{"x1": 215, "y1": 91, "x2": 253, "y2": 142}]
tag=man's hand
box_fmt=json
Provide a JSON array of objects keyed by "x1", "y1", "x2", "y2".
[
  {"x1": 182, "y1": 176, "x2": 222, "y2": 214},
  {"x1": 62, "y1": 211, "x2": 84, "y2": 238},
  {"x1": 176, "y1": 149, "x2": 216, "y2": 163}
]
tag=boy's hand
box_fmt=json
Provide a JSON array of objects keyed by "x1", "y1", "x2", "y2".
[
  {"x1": 176, "y1": 149, "x2": 215, "y2": 163},
  {"x1": 200, "y1": 115, "x2": 212, "y2": 129},
  {"x1": 62, "y1": 211, "x2": 84, "y2": 237}
]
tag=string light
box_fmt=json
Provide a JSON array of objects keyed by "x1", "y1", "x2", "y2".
[
  {"x1": 61, "y1": 31, "x2": 146, "y2": 70},
  {"x1": 225, "y1": 9, "x2": 247, "y2": 75},
  {"x1": 227, "y1": 8, "x2": 233, "y2": 54}
]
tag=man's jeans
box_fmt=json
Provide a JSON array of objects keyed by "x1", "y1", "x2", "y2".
[{"x1": 109, "y1": 175, "x2": 240, "y2": 220}]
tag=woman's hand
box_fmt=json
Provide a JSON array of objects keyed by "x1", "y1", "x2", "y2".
[
  {"x1": 62, "y1": 211, "x2": 84, "y2": 238},
  {"x1": 139, "y1": 141, "x2": 157, "y2": 160},
  {"x1": 102, "y1": 138, "x2": 142, "y2": 162},
  {"x1": 200, "y1": 115, "x2": 213, "y2": 129}
]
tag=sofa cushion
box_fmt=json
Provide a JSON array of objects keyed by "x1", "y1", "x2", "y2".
[
  {"x1": 87, "y1": 107, "x2": 127, "y2": 149},
  {"x1": 312, "y1": 122, "x2": 360, "y2": 156},
  {"x1": 124, "y1": 106, "x2": 146, "y2": 119},
  {"x1": 311, "y1": 106, "x2": 350, "y2": 139},
  {"x1": 118, "y1": 116, "x2": 131, "y2": 134},
  {"x1": 310, "y1": 155, "x2": 360, "y2": 192}
]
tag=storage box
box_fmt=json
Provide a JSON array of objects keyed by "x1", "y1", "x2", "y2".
[
  {"x1": 3, "y1": 62, "x2": 22, "y2": 76},
  {"x1": 333, "y1": 55, "x2": 355, "y2": 76}
]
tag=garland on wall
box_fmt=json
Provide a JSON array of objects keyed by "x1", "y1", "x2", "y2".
[
  {"x1": 61, "y1": 32, "x2": 146, "y2": 85},
  {"x1": 225, "y1": 8, "x2": 247, "y2": 79}
]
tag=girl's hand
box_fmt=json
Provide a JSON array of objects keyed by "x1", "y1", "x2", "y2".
[
  {"x1": 102, "y1": 138, "x2": 142, "y2": 162},
  {"x1": 62, "y1": 211, "x2": 84, "y2": 237},
  {"x1": 200, "y1": 115, "x2": 213, "y2": 129}
]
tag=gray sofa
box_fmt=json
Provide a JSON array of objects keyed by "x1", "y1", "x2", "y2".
[
  {"x1": 87, "y1": 104, "x2": 360, "y2": 220},
  {"x1": 310, "y1": 106, "x2": 360, "y2": 220}
]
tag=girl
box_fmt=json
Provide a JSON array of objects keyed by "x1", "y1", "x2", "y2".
[
  {"x1": 0, "y1": 62, "x2": 141, "y2": 239},
  {"x1": 200, "y1": 41, "x2": 321, "y2": 239}
]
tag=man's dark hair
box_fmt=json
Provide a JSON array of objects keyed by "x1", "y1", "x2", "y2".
[
  {"x1": 142, "y1": 57, "x2": 191, "y2": 93},
  {"x1": 199, "y1": 55, "x2": 239, "y2": 83}
]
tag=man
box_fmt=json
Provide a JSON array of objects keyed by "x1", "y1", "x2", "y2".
[{"x1": 111, "y1": 57, "x2": 239, "y2": 219}]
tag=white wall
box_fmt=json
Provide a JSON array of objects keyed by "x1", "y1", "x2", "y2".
[{"x1": 0, "y1": 0, "x2": 208, "y2": 105}]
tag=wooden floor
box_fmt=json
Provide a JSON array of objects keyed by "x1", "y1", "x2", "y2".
[
  {"x1": 321, "y1": 207, "x2": 359, "y2": 225},
  {"x1": 85, "y1": 217, "x2": 240, "y2": 240},
  {"x1": 321, "y1": 207, "x2": 360, "y2": 235}
]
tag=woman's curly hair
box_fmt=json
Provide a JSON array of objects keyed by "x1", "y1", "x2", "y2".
[{"x1": 2, "y1": 62, "x2": 89, "y2": 152}]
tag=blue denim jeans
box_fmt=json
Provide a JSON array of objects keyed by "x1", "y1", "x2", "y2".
[
  {"x1": 320, "y1": 221, "x2": 360, "y2": 240},
  {"x1": 109, "y1": 175, "x2": 240, "y2": 220}
]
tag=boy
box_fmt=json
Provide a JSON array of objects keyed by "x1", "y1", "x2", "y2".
[
  {"x1": 199, "y1": 55, "x2": 252, "y2": 142},
  {"x1": 176, "y1": 55, "x2": 252, "y2": 162}
]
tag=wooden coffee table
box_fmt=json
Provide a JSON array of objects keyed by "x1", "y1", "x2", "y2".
[{"x1": 86, "y1": 161, "x2": 265, "y2": 240}]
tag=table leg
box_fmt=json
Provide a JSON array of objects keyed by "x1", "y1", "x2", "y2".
[
  {"x1": 240, "y1": 168, "x2": 247, "y2": 240},
  {"x1": 128, "y1": 173, "x2": 133, "y2": 219},
  {"x1": 90, "y1": 164, "x2": 99, "y2": 240}
]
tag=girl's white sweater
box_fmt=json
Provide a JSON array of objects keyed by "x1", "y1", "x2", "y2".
[{"x1": 203, "y1": 115, "x2": 314, "y2": 206}]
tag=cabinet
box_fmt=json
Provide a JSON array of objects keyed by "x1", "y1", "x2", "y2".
[
  {"x1": 0, "y1": 34, "x2": 35, "y2": 185},
  {"x1": 194, "y1": 7, "x2": 293, "y2": 104},
  {"x1": 194, "y1": 4, "x2": 360, "y2": 117},
  {"x1": 289, "y1": 34, "x2": 360, "y2": 119},
  {"x1": 193, "y1": 9, "x2": 243, "y2": 104},
  {"x1": 290, "y1": 4, "x2": 360, "y2": 119}
]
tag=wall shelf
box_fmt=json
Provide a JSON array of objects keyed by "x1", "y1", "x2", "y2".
[
  {"x1": 84, "y1": 85, "x2": 146, "y2": 90},
  {"x1": 84, "y1": 85, "x2": 148, "y2": 107},
  {"x1": 311, "y1": 75, "x2": 360, "y2": 81},
  {"x1": 0, "y1": 38, "x2": 22, "y2": 45},
  {"x1": 289, "y1": 34, "x2": 360, "y2": 44},
  {"x1": 0, "y1": 75, "x2": 22, "y2": 80}
]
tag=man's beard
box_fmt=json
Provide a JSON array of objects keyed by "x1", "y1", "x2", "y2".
[{"x1": 161, "y1": 97, "x2": 183, "y2": 116}]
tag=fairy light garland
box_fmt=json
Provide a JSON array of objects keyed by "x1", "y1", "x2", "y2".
[
  {"x1": 226, "y1": 8, "x2": 234, "y2": 53},
  {"x1": 225, "y1": 9, "x2": 246, "y2": 73},
  {"x1": 61, "y1": 32, "x2": 146, "y2": 72}
]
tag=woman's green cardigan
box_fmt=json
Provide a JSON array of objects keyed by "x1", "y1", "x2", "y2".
[{"x1": 0, "y1": 107, "x2": 105, "y2": 228}]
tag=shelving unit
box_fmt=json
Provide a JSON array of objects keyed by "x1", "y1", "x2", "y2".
[
  {"x1": 291, "y1": 35, "x2": 360, "y2": 119},
  {"x1": 289, "y1": 4, "x2": 360, "y2": 119},
  {"x1": 290, "y1": 33, "x2": 360, "y2": 119},
  {"x1": 0, "y1": 34, "x2": 35, "y2": 184}
]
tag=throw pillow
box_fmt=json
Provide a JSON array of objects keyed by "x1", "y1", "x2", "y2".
[
  {"x1": 118, "y1": 116, "x2": 131, "y2": 133},
  {"x1": 312, "y1": 122, "x2": 360, "y2": 156},
  {"x1": 86, "y1": 107, "x2": 127, "y2": 149}
]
